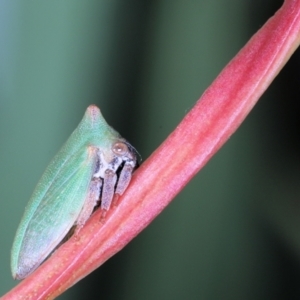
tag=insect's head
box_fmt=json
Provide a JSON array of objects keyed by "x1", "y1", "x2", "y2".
[
  {"x1": 93, "y1": 138, "x2": 140, "y2": 202},
  {"x1": 94, "y1": 138, "x2": 140, "y2": 179},
  {"x1": 111, "y1": 139, "x2": 140, "y2": 170}
]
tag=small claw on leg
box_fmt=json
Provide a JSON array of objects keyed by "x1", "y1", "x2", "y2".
[
  {"x1": 112, "y1": 193, "x2": 120, "y2": 207},
  {"x1": 99, "y1": 209, "x2": 107, "y2": 223}
]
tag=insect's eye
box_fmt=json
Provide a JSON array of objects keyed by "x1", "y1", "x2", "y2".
[{"x1": 112, "y1": 142, "x2": 128, "y2": 156}]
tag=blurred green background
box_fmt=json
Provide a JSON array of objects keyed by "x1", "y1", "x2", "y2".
[{"x1": 1, "y1": 0, "x2": 300, "y2": 299}]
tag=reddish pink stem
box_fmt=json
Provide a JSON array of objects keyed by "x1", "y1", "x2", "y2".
[{"x1": 4, "y1": 0, "x2": 300, "y2": 299}]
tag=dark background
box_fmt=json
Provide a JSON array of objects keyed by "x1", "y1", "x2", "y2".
[{"x1": 1, "y1": 0, "x2": 300, "y2": 299}]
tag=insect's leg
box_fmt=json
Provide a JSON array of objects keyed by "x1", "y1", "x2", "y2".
[
  {"x1": 115, "y1": 162, "x2": 134, "y2": 195},
  {"x1": 75, "y1": 177, "x2": 102, "y2": 232},
  {"x1": 101, "y1": 169, "x2": 117, "y2": 212}
]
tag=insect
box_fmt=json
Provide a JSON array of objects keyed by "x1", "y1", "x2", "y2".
[{"x1": 11, "y1": 105, "x2": 139, "y2": 280}]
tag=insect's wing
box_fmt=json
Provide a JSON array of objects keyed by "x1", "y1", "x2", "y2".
[{"x1": 11, "y1": 146, "x2": 98, "y2": 279}]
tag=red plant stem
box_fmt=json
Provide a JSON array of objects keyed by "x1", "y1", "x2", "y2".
[{"x1": 3, "y1": 0, "x2": 300, "y2": 299}]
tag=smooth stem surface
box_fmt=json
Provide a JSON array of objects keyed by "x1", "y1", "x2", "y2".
[{"x1": 3, "y1": 0, "x2": 300, "y2": 299}]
